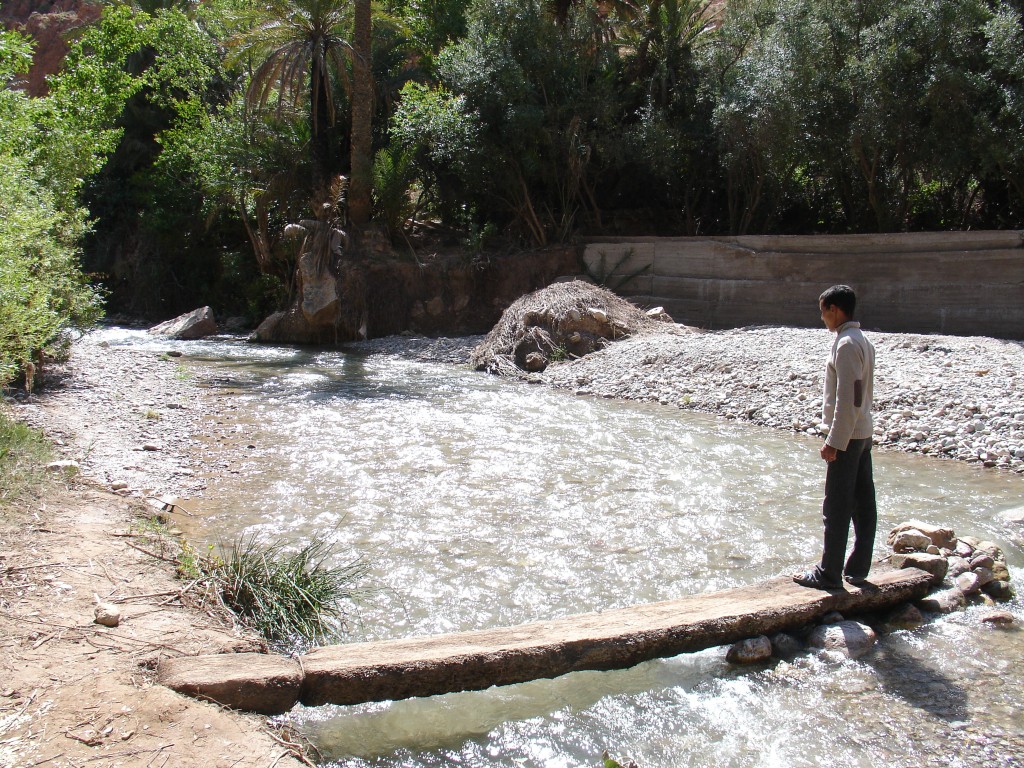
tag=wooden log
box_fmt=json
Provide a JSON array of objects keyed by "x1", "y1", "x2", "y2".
[{"x1": 158, "y1": 568, "x2": 932, "y2": 714}]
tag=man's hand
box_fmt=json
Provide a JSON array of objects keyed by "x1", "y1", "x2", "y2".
[{"x1": 820, "y1": 444, "x2": 838, "y2": 463}]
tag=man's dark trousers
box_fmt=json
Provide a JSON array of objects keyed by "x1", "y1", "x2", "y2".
[{"x1": 819, "y1": 437, "x2": 877, "y2": 583}]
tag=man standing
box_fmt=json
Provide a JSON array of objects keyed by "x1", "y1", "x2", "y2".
[{"x1": 794, "y1": 285, "x2": 877, "y2": 590}]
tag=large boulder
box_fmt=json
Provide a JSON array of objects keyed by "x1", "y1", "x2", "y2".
[{"x1": 148, "y1": 306, "x2": 218, "y2": 340}]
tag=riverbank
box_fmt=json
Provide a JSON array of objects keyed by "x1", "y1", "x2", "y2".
[{"x1": 1, "y1": 337, "x2": 308, "y2": 768}]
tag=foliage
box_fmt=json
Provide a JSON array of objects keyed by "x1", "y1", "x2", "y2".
[
  {"x1": 179, "y1": 534, "x2": 368, "y2": 646},
  {"x1": 437, "y1": 0, "x2": 613, "y2": 244},
  {"x1": 705, "y1": 0, "x2": 1022, "y2": 232},
  {"x1": 372, "y1": 145, "x2": 417, "y2": 242},
  {"x1": 0, "y1": 30, "x2": 104, "y2": 387},
  {"x1": 0, "y1": 410, "x2": 52, "y2": 507}
]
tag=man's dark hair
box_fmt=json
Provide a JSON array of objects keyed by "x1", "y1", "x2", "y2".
[{"x1": 819, "y1": 284, "x2": 856, "y2": 317}]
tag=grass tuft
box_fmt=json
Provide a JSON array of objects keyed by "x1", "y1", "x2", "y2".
[
  {"x1": 0, "y1": 409, "x2": 52, "y2": 507},
  {"x1": 179, "y1": 533, "x2": 368, "y2": 648}
]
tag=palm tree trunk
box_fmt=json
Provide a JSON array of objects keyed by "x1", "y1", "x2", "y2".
[{"x1": 348, "y1": 0, "x2": 373, "y2": 230}]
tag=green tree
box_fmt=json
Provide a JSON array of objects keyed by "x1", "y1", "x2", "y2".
[
  {"x1": 229, "y1": 0, "x2": 374, "y2": 227},
  {"x1": 0, "y1": 30, "x2": 104, "y2": 387}
]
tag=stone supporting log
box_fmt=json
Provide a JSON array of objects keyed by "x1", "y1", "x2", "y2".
[{"x1": 158, "y1": 568, "x2": 932, "y2": 715}]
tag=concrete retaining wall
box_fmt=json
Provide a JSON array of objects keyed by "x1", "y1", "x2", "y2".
[{"x1": 582, "y1": 231, "x2": 1024, "y2": 338}]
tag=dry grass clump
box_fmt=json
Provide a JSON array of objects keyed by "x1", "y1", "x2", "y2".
[{"x1": 471, "y1": 279, "x2": 672, "y2": 375}]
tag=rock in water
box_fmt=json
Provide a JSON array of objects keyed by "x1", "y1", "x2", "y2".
[
  {"x1": 806, "y1": 621, "x2": 877, "y2": 659},
  {"x1": 726, "y1": 635, "x2": 773, "y2": 664},
  {"x1": 890, "y1": 552, "x2": 949, "y2": 584},
  {"x1": 148, "y1": 307, "x2": 218, "y2": 340}
]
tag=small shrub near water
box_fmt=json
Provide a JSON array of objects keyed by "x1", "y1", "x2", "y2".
[
  {"x1": 0, "y1": 410, "x2": 52, "y2": 507},
  {"x1": 178, "y1": 534, "x2": 368, "y2": 648}
]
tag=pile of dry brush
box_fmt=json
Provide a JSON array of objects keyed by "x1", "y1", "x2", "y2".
[{"x1": 470, "y1": 279, "x2": 675, "y2": 376}]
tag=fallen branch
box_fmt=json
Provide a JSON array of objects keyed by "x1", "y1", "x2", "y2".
[{"x1": 123, "y1": 541, "x2": 176, "y2": 563}]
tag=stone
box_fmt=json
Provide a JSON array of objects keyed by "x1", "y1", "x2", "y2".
[
  {"x1": 990, "y1": 561, "x2": 1011, "y2": 582},
  {"x1": 1001, "y1": 505, "x2": 1024, "y2": 524},
  {"x1": 45, "y1": 460, "x2": 80, "y2": 474},
  {"x1": 926, "y1": 545, "x2": 940, "y2": 555},
  {"x1": 980, "y1": 610, "x2": 1015, "y2": 626},
  {"x1": 158, "y1": 654, "x2": 303, "y2": 716},
  {"x1": 726, "y1": 636, "x2": 773, "y2": 664},
  {"x1": 954, "y1": 540, "x2": 975, "y2": 558},
  {"x1": 970, "y1": 554, "x2": 995, "y2": 570},
  {"x1": 645, "y1": 306, "x2": 674, "y2": 323},
  {"x1": 956, "y1": 571, "x2": 982, "y2": 595},
  {"x1": 148, "y1": 306, "x2": 218, "y2": 340},
  {"x1": 94, "y1": 599, "x2": 120, "y2": 628},
  {"x1": 974, "y1": 541, "x2": 1004, "y2": 561},
  {"x1": 888, "y1": 521, "x2": 956, "y2": 550},
  {"x1": 972, "y1": 567, "x2": 995, "y2": 588},
  {"x1": 769, "y1": 632, "x2": 804, "y2": 658},
  {"x1": 806, "y1": 621, "x2": 877, "y2": 659},
  {"x1": 822, "y1": 611, "x2": 845, "y2": 624},
  {"x1": 890, "y1": 552, "x2": 948, "y2": 584},
  {"x1": 524, "y1": 353, "x2": 548, "y2": 372},
  {"x1": 883, "y1": 603, "x2": 924, "y2": 630},
  {"x1": 917, "y1": 586, "x2": 966, "y2": 614},
  {"x1": 946, "y1": 556, "x2": 971, "y2": 578},
  {"x1": 982, "y1": 580, "x2": 1015, "y2": 601},
  {"x1": 890, "y1": 530, "x2": 932, "y2": 553}
]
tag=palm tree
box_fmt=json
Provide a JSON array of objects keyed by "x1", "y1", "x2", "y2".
[
  {"x1": 230, "y1": 0, "x2": 373, "y2": 228},
  {"x1": 348, "y1": 0, "x2": 373, "y2": 228}
]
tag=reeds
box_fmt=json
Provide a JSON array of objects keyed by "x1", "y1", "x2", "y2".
[{"x1": 183, "y1": 533, "x2": 368, "y2": 648}]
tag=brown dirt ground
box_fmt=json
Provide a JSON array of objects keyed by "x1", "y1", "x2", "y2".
[{"x1": 0, "y1": 480, "x2": 309, "y2": 768}]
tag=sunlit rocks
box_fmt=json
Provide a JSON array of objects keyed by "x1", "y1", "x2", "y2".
[
  {"x1": 955, "y1": 571, "x2": 982, "y2": 595},
  {"x1": 148, "y1": 306, "x2": 218, "y2": 340},
  {"x1": 890, "y1": 552, "x2": 949, "y2": 584},
  {"x1": 93, "y1": 597, "x2": 120, "y2": 628},
  {"x1": 891, "y1": 530, "x2": 933, "y2": 553},
  {"x1": 806, "y1": 621, "x2": 877, "y2": 659},
  {"x1": 946, "y1": 556, "x2": 971, "y2": 578},
  {"x1": 980, "y1": 610, "x2": 1015, "y2": 626},
  {"x1": 887, "y1": 521, "x2": 957, "y2": 550}
]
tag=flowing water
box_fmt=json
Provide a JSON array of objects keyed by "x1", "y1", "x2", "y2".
[{"x1": 108, "y1": 331, "x2": 1024, "y2": 767}]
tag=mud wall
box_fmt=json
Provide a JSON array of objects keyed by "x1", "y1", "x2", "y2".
[{"x1": 583, "y1": 231, "x2": 1024, "y2": 338}]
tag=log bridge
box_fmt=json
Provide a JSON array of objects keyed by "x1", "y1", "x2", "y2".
[{"x1": 158, "y1": 568, "x2": 933, "y2": 715}]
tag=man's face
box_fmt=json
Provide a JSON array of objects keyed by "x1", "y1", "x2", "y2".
[{"x1": 820, "y1": 301, "x2": 843, "y2": 331}]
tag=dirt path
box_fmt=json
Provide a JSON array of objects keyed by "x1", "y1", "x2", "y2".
[{"x1": 1, "y1": 333, "x2": 308, "y2": 768}]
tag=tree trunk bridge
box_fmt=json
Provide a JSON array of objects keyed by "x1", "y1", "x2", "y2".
[{"x1": 158, "y1": 568, "x2": 932, "y2": 715}]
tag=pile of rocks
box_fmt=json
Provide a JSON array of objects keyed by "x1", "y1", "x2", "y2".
[
  {"x1": 889, "y1": 520, "x2": 1016, "y2": 612},
  {"x1": 726, "y1": 520, "x2": 1016, "y2": 665}
]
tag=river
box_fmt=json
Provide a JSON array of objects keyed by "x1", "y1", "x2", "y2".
[{"x1": 115, "y1": 333, "x2": 1024, "y2": 767}]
